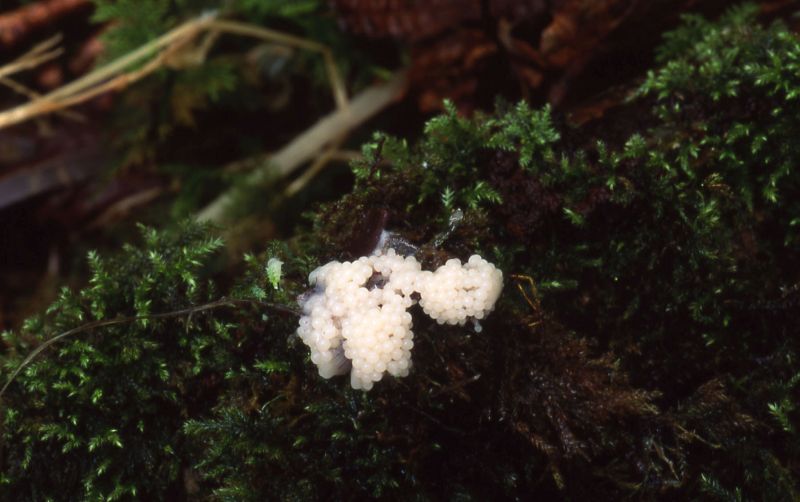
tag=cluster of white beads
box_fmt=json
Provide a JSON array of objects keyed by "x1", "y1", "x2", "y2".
[
  {"x1": 296, "y1": 249, "x2": 503, "y2": 390},
  {"x1": 416, "y1": 255, "x2": 504, "y2": 325}
]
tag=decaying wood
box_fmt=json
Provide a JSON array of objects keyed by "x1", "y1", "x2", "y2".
[
  {"x1": 331, "y1": 0, "x2": 800, "y2": 110},
  {"x1": 330, "y1": 0, "x2": 643, "y2": 109},
  {"x1": 331, "y1": 0, "x2": 482, "y2": 41},
  {"x1": 0, "y1": 0, "x2": 91, "y2": 48},
  {"x1": 0, "y1": 137, "x2": 106, "y2": 210}
]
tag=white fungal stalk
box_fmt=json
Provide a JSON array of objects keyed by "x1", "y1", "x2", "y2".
[{"x1": 296, "y1": 249, "x2": 503, "y2": 390}]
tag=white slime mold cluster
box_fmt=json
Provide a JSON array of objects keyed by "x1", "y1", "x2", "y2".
[{"x1": 296, "y1": 249, "x2": 503, "y2": 390}]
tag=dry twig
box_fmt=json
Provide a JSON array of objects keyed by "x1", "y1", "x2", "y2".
[
  {"x1": 196, "y1": 70, "x2": 407, "y2": 223},
  {"x1": 284, "y1": 135, "x2": 349, "y2": 197},
  {"x1": 0, "y1": 13, "x2": 406, "y2": 223},
  {"x1": 0, "y1": 14, "x2": 350, "y2": 130},
  {"x1": 0, "y1": 77, "x2": 85, "y2": 123},
  {"x1": 0, "y1": 33, "x2": 63, "y2": 81}
]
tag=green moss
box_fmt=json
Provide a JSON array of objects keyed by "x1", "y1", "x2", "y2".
[{"x1": 3, "y1": 3, "x2": 800, "y2": 500}]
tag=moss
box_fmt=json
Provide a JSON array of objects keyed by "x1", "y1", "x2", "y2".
[{"x1": 2, "y1": 3, "x2": 800, "y2": 500}]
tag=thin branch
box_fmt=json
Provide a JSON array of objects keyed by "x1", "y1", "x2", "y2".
[
  {"x1": 196, "y1": 70, "x2": 407, "y2": 223},
  {"x1": 207, "y1": 19, "x2": 348, "y2": 111},
  {"x1": 0, "y1": 16, "x2": 211, "y2": 130},
  {"x1": 0, "y1": 16, "x2": 351, "y2": 131},
  {"x1": 284, "y1": 134, "x2": 348, "y2": 197},
  {"x1": 0, "y1": 77, "x2": 85, "y2": 123},
  {"x1": 46, "y1": 16, "x2": 211, "y2": 103},
  {"x1": 0, "y1": 33, "x2": 63, "y2": 80}
]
